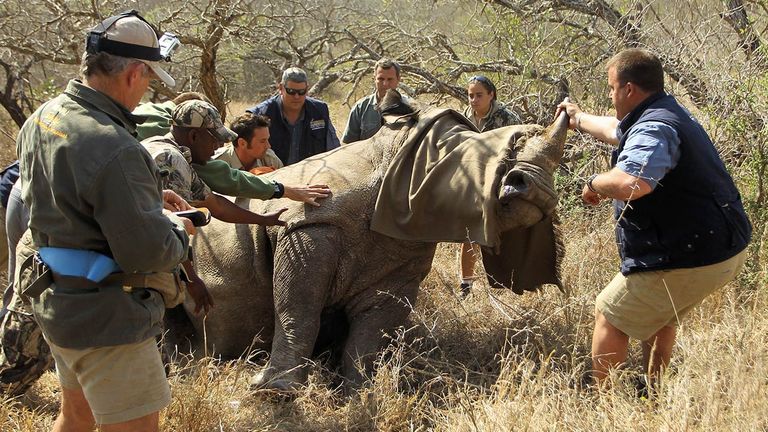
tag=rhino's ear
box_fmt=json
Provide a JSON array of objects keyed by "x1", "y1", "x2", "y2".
[{"x1": 378, "y1": 89, "x2": 415, "y2": 116}]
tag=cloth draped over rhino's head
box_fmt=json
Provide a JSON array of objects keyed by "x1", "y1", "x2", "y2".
[
  {"x1": 371, "y1": 102, "x2": 569, "y2": 293},
  {"x1": 482, "y1": 109, "x2": 569, "y2": 293}
]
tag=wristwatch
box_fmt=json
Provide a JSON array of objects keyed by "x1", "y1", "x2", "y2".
[
  {"x1": 587, "y1": 174, "x2": 599, "y2": 193},
  {"x1": 272, "y1": 182, "x2": 285, "y2": 199}
]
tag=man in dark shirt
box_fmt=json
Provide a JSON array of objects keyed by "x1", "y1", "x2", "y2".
[
  {"x1": 558, "y1": 49, "x2": 751, "y2": 389},
  {"x1": 247, "y1": 67, "x2": 340, "y2": 165}
]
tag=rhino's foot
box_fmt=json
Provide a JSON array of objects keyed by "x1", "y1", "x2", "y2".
[{"x1": 249, "y1": 369, "x2": 303, "y2": 396}]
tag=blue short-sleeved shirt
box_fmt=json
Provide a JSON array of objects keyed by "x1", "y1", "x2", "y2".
[{"x1": 615, "y1": 121, "x2": 681, "y2": 190}]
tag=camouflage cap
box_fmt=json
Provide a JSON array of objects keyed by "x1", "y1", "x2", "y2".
[{"x1": 171, "y1": 100, "x2": 238, "y2": 142}]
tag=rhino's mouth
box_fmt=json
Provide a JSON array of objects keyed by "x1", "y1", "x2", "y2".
[{"x1": 497, "y1": 161, "x2": 558, "y2": 229}]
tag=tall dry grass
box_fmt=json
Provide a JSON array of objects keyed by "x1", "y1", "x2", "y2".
[
  {"x1": 1, "y1": 212, "x2": 765, "y2": 431},
  {"x1": 1, "y1": 90, "x2": 766, "y2": 430}
]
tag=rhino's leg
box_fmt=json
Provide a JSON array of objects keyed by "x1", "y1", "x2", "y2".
[
  {"x1": 251, "y1": 225, "x2": 339, "y2": 392},
  {"x1": 342, "y1": 280, "x2": 419, "y2": 388}
]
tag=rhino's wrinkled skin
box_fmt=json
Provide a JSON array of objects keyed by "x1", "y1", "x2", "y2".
[{"x1": 182, "y1": 98, "x2": 569, "y2": 392}]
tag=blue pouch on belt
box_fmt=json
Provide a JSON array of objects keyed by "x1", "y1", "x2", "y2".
[{"x1": 38, "y1": 247, "x2": 121, "y2": 283}]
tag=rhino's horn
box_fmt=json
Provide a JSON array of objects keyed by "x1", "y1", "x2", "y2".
[{"x1": 540, "y1": 102, "x2": 570, "y2": 169}]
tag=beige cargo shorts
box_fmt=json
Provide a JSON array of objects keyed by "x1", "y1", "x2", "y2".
[
  {"x1": 596, "y1": 248, "x2": 747, "y2": 340},
  {"x1": 47, "y1": 336, "x2": 170, "y2": 425}
]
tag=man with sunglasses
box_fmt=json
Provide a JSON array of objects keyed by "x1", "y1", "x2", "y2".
[
  {"x1": 558, "y1": 49, "x2": 751, "y2": 390},
  {"x1": 247, "y1": 67, "x2": 340, "y2": 165}
]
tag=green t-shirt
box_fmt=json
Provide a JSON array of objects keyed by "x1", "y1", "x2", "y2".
[
  {"x1": 193, "y1": 160, "x2": 277, "y2": 200},
  {"x1": 134, "y1": 100, "x2": 175, "y2": 141}
]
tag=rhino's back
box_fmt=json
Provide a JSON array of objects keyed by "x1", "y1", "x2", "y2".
[
  {"x1": 250, "y1": 124, "x2": 406, "y2": 233},
  {"x1": 187, "y1": 125, "x2": 408, "y2": 356}
]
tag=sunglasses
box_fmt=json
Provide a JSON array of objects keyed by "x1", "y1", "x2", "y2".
[
  {"x1": 284, "y1": 87, "x2": 308, "y2": 96},
  {"x1": 468, "y1": 75, "x2": 492, "y2": 85}
]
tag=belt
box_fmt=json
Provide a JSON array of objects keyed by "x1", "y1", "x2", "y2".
[
  {"x1": 19, "y1": 253, "x2": 184, "y2": 308},
  {"x1": 50, "y1": 272, "x2": 177, "y2": 292}
]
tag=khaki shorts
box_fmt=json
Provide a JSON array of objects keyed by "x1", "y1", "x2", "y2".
[
  {"x1": 596, "y1": 249, "x2": 747, "y2": 341},
  {"x1": 47, "y1": 337, "x2": 170, "y2": 425}
]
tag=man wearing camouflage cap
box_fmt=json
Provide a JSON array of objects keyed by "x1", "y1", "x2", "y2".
[
  {"x1": 142, "y1": 100, "x2": 331, "y2": 206},
  {"x1": 13, "y1": 10, "x2": 193, "y2": 431},
  {"x1": 142, "y1": 100, "x2": 288, "y2": 340},
  {"x1": 143, "y1": 99, "x2": 288, "y2": 224}
]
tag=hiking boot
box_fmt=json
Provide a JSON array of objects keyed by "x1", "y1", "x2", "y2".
[{"x1": 459, "y1": 282, "x2": 472, "y2": 298}]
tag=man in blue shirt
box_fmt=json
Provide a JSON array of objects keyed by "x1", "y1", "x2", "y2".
[
  {"x1": 558, "y1": 48, "x2": 751, "y2": 389},
  {"x1": 246, "y1": 67, "x2": 340, "y2": 165}
]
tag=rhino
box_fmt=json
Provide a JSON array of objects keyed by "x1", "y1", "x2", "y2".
[{"x1": 179, "y1": 91, "x2": 568, "y2": 391}]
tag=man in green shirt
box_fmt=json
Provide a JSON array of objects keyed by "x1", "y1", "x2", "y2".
[
  {"x1": 135, "y1": 95, "x2": 329, "y2": 204},
  {"x1": 342, "y1": 58, "x2": 403, "y2": 144},
  {"x1": 142, "y1": 99, "x2": 290, "y2": 223},
  {"x1": 14, "y1": 11, "x2": 213, "y2": 431}
]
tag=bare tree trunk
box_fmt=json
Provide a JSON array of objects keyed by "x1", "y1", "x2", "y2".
[
  {"x1": 197, "y1": 5, "x2": 233, "y2": 121},
  {"x1": 721, "y1": 0, "x2": 766, "y2": 68},
  {"x1": 200, "y1": 37, "x2": 225, "y2": 120},
  {"x1": 0, "y1": 60, "x2": 30, "y2": 128}
]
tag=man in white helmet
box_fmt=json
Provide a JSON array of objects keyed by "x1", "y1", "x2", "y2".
[{"x1": 14, "y1": 11, "x2": 201, "y2": 431}]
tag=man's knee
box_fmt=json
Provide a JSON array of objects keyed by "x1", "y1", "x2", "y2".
[
  {"x1": 592, "y1": 311, "x2": 630, "y2": 348},
  {"x1": 594, "y1": 311, "x2": 624, "y2": 334},
  {"x1": 58, "y1": 386, "x2": 96, "y2": 430},
  {"x1": 100, "y1": 411, "x2": 159, "y2": 432}
]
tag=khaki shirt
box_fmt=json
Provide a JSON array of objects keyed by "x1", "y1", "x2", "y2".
[
  {"x1": 16, "y1": 79, "x2": 189, "y2": 349},
  {"x1": 342, "y1": 93, "x2": 381, "y2": 143},
  {"x1": 213, "y1": 144, "x2": 284, "y2": 171},
  {"x1": 142, "y1": 134, "x2": 212, "y2": 206}
]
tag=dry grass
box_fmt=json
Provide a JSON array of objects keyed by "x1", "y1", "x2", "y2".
[
  {"x1": 1, "y1": 214, "x2": 765, "y2": 431},
  {"x1": 1, "y1": 98, "x2": 766, "y2": 430}
]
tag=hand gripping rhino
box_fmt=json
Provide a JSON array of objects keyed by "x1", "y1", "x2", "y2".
[{"x1": 181, "y1": 91, "x2": 568, "y2": 391}]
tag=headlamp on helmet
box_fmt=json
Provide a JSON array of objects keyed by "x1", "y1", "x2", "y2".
[
  {"x1": 85, "y1": 10, "x2": 180, "y2": 62},
  {"x1": 158, "y1": 33, "x2": 181, "y2": 62}
]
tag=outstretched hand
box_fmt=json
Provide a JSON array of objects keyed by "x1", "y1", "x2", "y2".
[
  {"x1": 556, "y1": 99, "x2": 583, "y2": 130},
  {"x1": 581, "y1": 184, "x2": 603, "y2": 206},
  {"x1": 186, "y1": 275, "x2": 214, "y2": 315},
  {"x1": 283, "y1": 184, "x2": 332, "y2": 207},
  {"x1": 261, "y1": 207, "x2": 288, "y2": 226}
]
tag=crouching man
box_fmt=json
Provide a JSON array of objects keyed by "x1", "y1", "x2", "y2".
[{"x1": 559, "y1": 49, "x2": 751, "y2": 389}]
